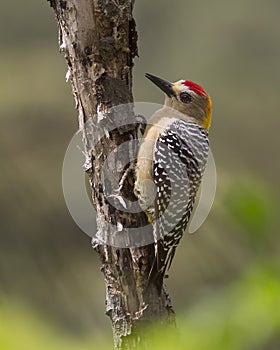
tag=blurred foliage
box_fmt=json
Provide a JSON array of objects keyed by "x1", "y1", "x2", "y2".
[
  {"x1": 1, "y1": 263, "x2": 279, "y2": 349},
  {"x1": 0, "y1": 295, "x2": 111, "y2": 350},
  {"x1": 225, "y1": 180, "x2": 277, "y2": 244},
  {"x1": 0, "y1": 0, "x2": 279, "y2": 349}
]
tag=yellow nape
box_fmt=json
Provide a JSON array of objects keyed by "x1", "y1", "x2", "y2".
[{"x1": 203, "y1": 95, "x2": 212, "y2": 130}]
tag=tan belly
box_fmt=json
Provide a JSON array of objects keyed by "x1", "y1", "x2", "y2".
[{"x1": 134, "y1": 108, "x2": 179, "y2": 216}]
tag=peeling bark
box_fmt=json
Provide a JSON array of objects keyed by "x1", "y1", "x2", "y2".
[{"x1": 48, "y1": 1, "x2": 175, "y2": 348}]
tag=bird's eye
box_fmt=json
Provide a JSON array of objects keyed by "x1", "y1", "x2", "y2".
[{"x1": 179, "y1": 92, "x2": 192, "y2": 104}]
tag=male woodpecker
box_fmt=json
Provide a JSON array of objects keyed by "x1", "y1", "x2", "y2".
[{"x1": 134, "y1": 73, "x2": 212, "y2": 290}]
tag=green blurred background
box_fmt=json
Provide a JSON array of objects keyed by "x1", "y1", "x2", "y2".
[{"x1": 0, "y1": 1, "x2": 279, "y2": 349}]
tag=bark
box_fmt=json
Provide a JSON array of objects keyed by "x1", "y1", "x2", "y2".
[{"x1": 48, "y1": 1, "x2": 175, "y2": 348}]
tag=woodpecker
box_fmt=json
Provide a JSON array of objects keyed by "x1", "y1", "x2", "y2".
[{"x1": 134, "y1": 73, "x2": 212, "y2": 290}]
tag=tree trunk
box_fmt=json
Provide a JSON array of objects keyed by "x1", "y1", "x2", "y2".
[{"x1": 48, "y1": 1, "x2": 175, "y2": 348}]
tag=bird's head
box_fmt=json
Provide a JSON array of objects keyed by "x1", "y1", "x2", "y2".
[{"x1": 145, "y1": 73, "x2": 212, "y2": 130}]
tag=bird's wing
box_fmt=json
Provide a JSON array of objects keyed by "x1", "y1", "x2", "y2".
[{"x1": 149, "y1": 120, "x2": 209, "y2": 290}]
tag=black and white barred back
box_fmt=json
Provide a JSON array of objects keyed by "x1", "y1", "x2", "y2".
[{"x1": 150, "y1": 120, "x2": 209, "y2": 288}]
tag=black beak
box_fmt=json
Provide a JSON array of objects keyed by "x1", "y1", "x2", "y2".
[{"x1": 145, "y1": 73, "x2": 175, "y2": 98}]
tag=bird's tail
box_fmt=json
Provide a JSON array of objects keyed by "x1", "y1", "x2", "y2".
[{"x1": 147, "y1": 240, "x2": 176, "y2": 294}]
